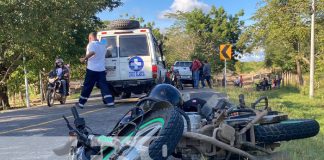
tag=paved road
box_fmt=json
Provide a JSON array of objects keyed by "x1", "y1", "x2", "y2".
[
  {"x1": 0, "y1": 93, "x2": 139, "y2": 159},
  {"x1": 0, "y1": 88, "x2": 222, "y2": 160}
]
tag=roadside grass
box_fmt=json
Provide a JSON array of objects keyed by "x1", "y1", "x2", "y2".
[
  {"x1": 67, "y1": 88, "x2": 101, "y2": 100},
  {"x1": 215, "y1": 86, "x2": 324, "y2": 160}
]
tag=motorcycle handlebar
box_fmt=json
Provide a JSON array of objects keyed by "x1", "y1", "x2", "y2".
[{"x1": 251, "y1": 96, "x2": 268, "y2": 110}]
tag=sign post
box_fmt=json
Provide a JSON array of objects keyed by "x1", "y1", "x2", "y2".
[
  {"x1": 309, "y1": 0, "x2": 316, "y2": 98},
  {"x1": 220, "y1": 44, "x2": 232, "y2": 89},
  {"x1": 224, "y1": 59, "x2": 227, "y2": 89}
]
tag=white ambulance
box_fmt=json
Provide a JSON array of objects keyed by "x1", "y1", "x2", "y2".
[{"x1": 97, "y1": 20, "x2": 167, "y2": 98}]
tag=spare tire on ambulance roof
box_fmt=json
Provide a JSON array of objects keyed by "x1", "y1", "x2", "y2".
[{"x1": 108, "y1": 19, "x2": 140, "y2": 30}]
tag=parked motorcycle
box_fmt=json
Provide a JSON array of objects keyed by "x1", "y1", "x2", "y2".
[
  {"x1": 171, "y1": 69, "x2": 184, "y2": 90},
  {"x1": 46, "y1": 71, "x2": 67, "y2": 107},
  {"x1": 54, "y1": 88, "x2": 319, "y2": 160}
]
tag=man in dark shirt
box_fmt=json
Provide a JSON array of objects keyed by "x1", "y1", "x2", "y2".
[{"x1": 203, "y1": 60, "x2": 212, "y2": 88}]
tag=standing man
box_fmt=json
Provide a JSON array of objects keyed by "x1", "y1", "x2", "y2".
[
  {"x1": 191, "y1": 58, "x2": 202, "y2": 89},
  {"x1": 199, "y1": 62, "x2": 205, "y2": 88},
  {"x1": 239, "y1": 75, "x2": 244, "y2": 88},
  {"x1": 202, "y1": 60, "x2": 212, "y2": 89},
  {"x1": 76, "y1": 32, "x2": 114, "y2": 109}
]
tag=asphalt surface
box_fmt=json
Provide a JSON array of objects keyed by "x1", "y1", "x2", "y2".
[
  {"x1": 0, "y1": 88, "x2": 224, "y2": 160},
  {"x1": 0, "y1": 93, "x2": 139, "y2": 159}
]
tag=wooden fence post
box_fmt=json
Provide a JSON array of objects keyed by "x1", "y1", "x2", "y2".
[
  {"x1": 13, "y1": 92, "x2": 16, "y2": 107},
  {"x1": 2, "y1": 100, "x2": 5, "y2": 110},
  {"x1": 282, "y1": 72, "x2": 284, "y2": 86},
  {"x1": 287, "y1": 72, "x2": 290, "y2": 86}
]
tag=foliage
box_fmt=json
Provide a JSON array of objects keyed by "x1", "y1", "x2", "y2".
[
  {"x1": 240, "y1": 0, "x2": 324, "y2": 84},
  {"x1": 234, "y1": 62, "x2": 265, "y2": 74},
  {"x1": 163, "y1": 26, "x2": 196, "y2": 66},
  {"x1": 165, "y1": 6, "x2": 245, "y2": 73},
  {"x1": 0, "y1": 0, "x2": 122, "y2": 106}
]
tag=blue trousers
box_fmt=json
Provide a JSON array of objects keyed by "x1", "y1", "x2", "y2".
[
  {"x1": 193, "y1": 70, "x2": 200, "y2": 88},
  {"x1": 79, "y1": 69, "x2": 114, "y2": 106},
  {"x1": 202, "y1": 75, "x2": 212, "y2": 88}
]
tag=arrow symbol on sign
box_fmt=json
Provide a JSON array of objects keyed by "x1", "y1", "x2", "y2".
[{"x1": 221, "y1": 45, "x2": 230, "y2": 59}]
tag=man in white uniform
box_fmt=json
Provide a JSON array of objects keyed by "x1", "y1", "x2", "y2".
[{"x1": 76, "y1": 32, "x2": 114, "y2": 108}]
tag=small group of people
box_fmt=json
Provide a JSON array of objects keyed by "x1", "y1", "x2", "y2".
[
  {"x1": 256, "y1": 75, "x2": 282, "y2": 91},
  {"x1": 234, "y1": 75, "x2": 244, "y2": 88},
  {"x1": 191, "y1": 58, "x2": 212, "y2": 89}
]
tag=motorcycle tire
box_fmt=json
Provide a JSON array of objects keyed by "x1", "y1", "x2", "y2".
[
  {"x1": 254, "y1": 119, "x2": 320, "y2": 144},
  {"x1": 178, "y1": 81, "x2": 184, "y2": 90},
  {"x1": 107, "y1": 103, "x2": 184, "y2": 160},
  {"x1": 46, "y1": 90, "x2": 55, "y2": 107},
  {"x1": 121, "y1": 92, "x2": 131, "y2": 99},
  {"x1": 60, "y1": 96, "x2": 67, "y2": 104}
]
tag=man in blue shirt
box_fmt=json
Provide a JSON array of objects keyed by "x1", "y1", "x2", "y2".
[{"x1": 76, "y1": 32, "x2": 114, "y2": 108}]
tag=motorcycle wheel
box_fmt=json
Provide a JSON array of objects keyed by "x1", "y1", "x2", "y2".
[
  {"x1": 46, "y1": 90, "x2": 55, "y2": 107},
  {"x1": 121, "y1": 91, "x2": 131, "y2": 99},
  {"x1": 103, "y1": 102, "x2": 184, "y2": 160},
  {"x1": 178, "y1": 80, "x2": 184, "y2": 90},
  {"x1": 60, "y1": 96, "x2": 67, "y2": 104},
  {"x1": 254, "y1": 119, "x2": 320, "y2": 144}
]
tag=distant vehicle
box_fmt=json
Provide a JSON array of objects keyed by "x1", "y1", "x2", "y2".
[
  {"x1": 97, "y1": 19, "x2": 167, "y2": 98},
  {"x1": 173, "y1": 61, "x2": 193, "y2": 86}
]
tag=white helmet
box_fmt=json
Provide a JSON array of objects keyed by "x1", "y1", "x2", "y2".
[{"x1": 55, "y1": 58, "x2": 64, "y2": 65}]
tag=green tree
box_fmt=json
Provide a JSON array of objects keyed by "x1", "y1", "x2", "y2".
[
  {"x1": 0, "y1": 0, "x2": 121, "y2": 107},
  {"x1": 165, "y1": 6, "x2": 245, "y2": 72},
  {"x1": 240, "y1": 0, "x2": 324, "y2": 85},
  {"x1": 164, "y1": 26, "x2": 197, "y2": 66}
]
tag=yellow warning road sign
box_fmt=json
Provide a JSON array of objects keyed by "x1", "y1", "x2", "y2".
[{"x1": 220, "y1": 44, "x2": 232, "y2": 61}]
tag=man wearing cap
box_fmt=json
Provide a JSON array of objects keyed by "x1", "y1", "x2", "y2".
[{"x1": 76, "y1": 32, "x2": 114, "y2": 108}]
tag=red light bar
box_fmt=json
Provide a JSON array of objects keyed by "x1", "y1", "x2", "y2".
[
  {"x1": 140, "y1": 29, "x2": 147, "y2": 32},
  {"x1": 101, "y1": 31, "x2": 107, "y2": 35}
]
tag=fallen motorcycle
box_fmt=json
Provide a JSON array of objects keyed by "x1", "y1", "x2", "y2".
[{"x1": 54, "y1": 86, "x2": 319, "y2": 160}]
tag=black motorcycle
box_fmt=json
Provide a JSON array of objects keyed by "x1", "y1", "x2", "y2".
[
  {"x1": 46, "y1": 71, "x2": 67, "y2": 107},
  {"x1": 171, "y1": 69, "x2": 184, "y2": 90}
]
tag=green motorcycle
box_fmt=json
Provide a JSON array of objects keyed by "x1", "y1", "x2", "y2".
[{"x1": 54, "y1": 97, "x2": 184, "y2": 160}]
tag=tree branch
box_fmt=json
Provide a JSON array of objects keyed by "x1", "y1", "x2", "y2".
[
  {"x1": 1, "y1": 53, "x2": 22, "y2": 82},
  {"x1": 301, "y1": 56, "x2": 310, "y2": 65}
]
